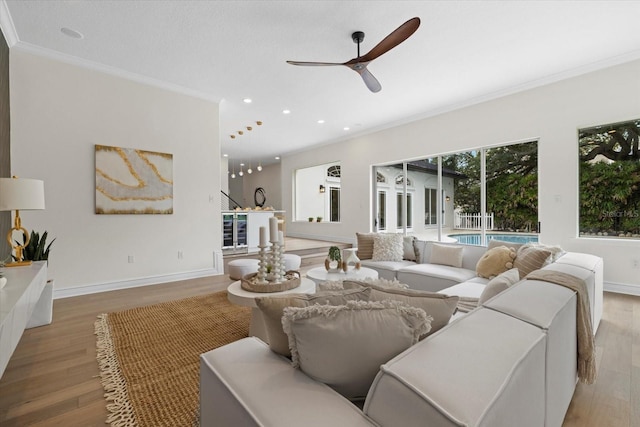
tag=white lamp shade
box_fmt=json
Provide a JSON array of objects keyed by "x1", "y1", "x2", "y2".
[{"x1": 0, "y1": 178, "x2": 45, "y2": 211}]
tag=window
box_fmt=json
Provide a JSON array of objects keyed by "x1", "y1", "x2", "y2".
[
  {"x1": 378, "y1": 191, "x2": 386, "y2": 230},
  {"x1": 579, "y1": 119, "x2": 640, "y2": 239},
  {"x1": 294, "y1": 161, "x2": 341, "y2": 222},
  {"x1": 425, "y1": 188, "x2": 437, "y2": 226},
  {"x1": 397, "y1": 192, "x2": 412, "y2": 228},
  {"x1": 329, "y1": 186, "x2": 340, "y2": 222},
  {"x1": 373, "y1": 140, "x2": 538, "y2": 245}
]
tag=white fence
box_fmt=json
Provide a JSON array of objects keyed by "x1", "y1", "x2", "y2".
[{"x1": 454, "y1": 212, "x2": 494, "y2": 230}]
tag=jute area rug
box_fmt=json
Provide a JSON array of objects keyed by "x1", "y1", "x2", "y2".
[{"x1": 94, "y1": 291, "x2": 250, "y2": 427}]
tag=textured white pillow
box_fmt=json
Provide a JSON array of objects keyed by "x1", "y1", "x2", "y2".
[
  {"x1": 429, "y1": 243, "x2": 464, "y2": 268},
  {"x1": 282, "y1": 300, "x2": 430, "y2": 400},
  {"x1": 478, "y1": 268, "x2": 521, "y2": 305},
  {"x1": 372, "y1": 233, "x2": 404, "y2": 262}
]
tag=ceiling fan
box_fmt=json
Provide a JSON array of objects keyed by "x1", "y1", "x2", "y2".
[{"x1": 286, "y1": 17, "x2": 420, "y2": 93}]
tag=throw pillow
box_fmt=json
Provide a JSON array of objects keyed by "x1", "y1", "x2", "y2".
[
  {"x1": 487, "y1": 239, "x2": 523, "y2": 252},
  {"x1": 282, "y1": 300, "x2": 430, "y2": 400},
  {"x1": 429, "y1": 243, "x2": 464, "y2": 268},
  {"x1": 356, "y1": 232, "x2": 377, "y2": 260},
  {"x1": 476, "y1": 245, "x2": 516, "y2": 278},
  {"x1": 514, "y1": 245, "x2": 552, "y2": 277},
  {"x1": 343, "y1": 280, "x2": 459, "y2": 336},
  {"x1": 254, "y1": 287, "x2": 371, "y2": 356},
  {"x1": 478, "y1": 268, "x2": 521, "y2": 305},
  {"x1": 403, "y1": 236, "x2": 417, "y2": 261},
  {"x1": 372, "y1": 233, "x2": 404, "y2": 262}
]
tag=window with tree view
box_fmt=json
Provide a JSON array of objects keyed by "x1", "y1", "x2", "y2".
[{"x1": 579, "y1": 119, "x2": 640, "y2": 239}]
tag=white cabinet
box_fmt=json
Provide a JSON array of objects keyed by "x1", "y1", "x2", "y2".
[{"x1": 0, "y1": 261, "x2": 50, "y2": 378}]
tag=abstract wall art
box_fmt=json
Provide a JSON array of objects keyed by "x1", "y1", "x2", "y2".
[{"x1": 95, "y1": 145, "x2": 173, "y2": 214}]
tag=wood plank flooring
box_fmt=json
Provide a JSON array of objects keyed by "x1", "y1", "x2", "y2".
[{"x1": 0, "y1": 268, "x2": 638, "y2": 426}]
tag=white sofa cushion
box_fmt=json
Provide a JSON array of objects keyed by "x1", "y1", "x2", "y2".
[
  {"x1": 478, "y1": 267, "x2": 521, "y2": 305},
  {"x1": 429, "y1": 243, "x2": 464, "y2": 267},
  {"x1": 282, "y1": 300, "x2": 430, "y2": 400},
  {"x1": 200, "y1": 337, "x2": 377, "y2": 426},
  {"x1": 364, "y1": 308, "x2": 547, "y2": 427},
  {"x1": 437, "y1": 279, "x2": 488, "y2": 299},
  {"x1": 397, "y1": 263, "x2": 477, "y2": 292}
]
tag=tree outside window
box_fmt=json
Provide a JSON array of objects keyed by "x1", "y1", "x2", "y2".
[{"x1": 579, "y1": 119, "x2": 640, "y2": 238}]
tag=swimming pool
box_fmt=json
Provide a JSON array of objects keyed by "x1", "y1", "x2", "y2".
[{"x1": 449, "y1": 233, "x2": 539, "y2": 246}]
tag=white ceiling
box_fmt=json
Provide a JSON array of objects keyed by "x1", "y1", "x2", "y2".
[{"x1": 3, "y1": 1, "x2": 640, "y2": 167}]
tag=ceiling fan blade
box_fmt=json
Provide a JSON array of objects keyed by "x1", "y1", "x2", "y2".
[
  {"x1": 286, "y1": 60, "x2": 344, "y2": 66},
  {"x1": 355, "y1": 17, "x2": 420, "y2": 63},
  {"x1": 356, "y1": 67, "x2": 382, "y2": 93}
]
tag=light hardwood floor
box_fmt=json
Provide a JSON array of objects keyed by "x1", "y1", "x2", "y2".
[{"x1": 0, "y1": 272, "x2": 638, "y2": 426}]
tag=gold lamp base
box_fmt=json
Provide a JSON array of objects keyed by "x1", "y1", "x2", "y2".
[{"x1": 5, "y1": 209, "x2": 32, "y2": 268}]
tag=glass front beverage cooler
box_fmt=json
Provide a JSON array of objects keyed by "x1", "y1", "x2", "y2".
[{"x1": 222, "y1": 213, "x2": 248, "y2": 254}]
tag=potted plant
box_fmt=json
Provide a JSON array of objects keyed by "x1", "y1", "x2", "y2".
[
  {"x1": 14, "y1": 230, "x2": 55, "y2": 263},
  {"x1": 308, "y1": 217, "x2": 314, "y2": 222},
  {"x1": 324, "y1": 245, "x2": 342, "y2": 271},
  {"x1": 316, "y1": 216, "x2": 322, "y2": 222}
]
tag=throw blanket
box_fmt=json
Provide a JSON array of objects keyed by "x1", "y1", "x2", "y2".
[{"x1": 526, "y1": 269, "x2": 597, "y2": 384}]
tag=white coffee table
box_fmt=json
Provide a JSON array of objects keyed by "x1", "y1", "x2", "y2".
[
  {"x1": 227, "y1": 277, "x2": 316, "y2": 342},
  {"x1": 306, "y1": 266, "x2": 379, "y2": 285}
]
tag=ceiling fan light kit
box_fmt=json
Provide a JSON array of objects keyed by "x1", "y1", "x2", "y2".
[{"x1": 286, "y1": 17, "x2": 420, "y2": 93}]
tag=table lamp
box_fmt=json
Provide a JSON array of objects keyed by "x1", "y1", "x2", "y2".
[{"x1": 0, "y1": 176, "x2": 45, "y2": 267}]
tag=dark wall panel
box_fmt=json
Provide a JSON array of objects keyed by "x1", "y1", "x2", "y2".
[{"x1": 0, "y1": 29, "x2": 10, "y2": 261}]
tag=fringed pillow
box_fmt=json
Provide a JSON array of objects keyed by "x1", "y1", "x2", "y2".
[{"x1": 282, "y1": 300, "x2": 430, "y2": 401}]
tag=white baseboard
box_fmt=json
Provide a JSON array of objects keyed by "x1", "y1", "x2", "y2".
[
  {"x1": 53, "y1": 268, "x2": 221, "y2": 299},
  {"x1": 604, "y1": 281, "x2": 640, "y2": 296}
]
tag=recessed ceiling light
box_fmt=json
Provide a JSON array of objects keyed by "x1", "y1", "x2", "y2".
[
  {"x1": 61, "y1": 27, "x2": 84, "y2": 39},
  {"x1": 223, "y1": 154, "x2": 228, "y2": 157},
  {"x1": 275, "y1": 156, "x2": 280, "y2": 160},
  {"x1": 240, "y1": 163, "x2": 245, "y2": 166},
  {"x1": 282, "y1": 109, "x2": 291, "y2": 114},
  {"x1": 243, "y1": 98, "x2": 252, "y2": 104},
  {"x1": 317, "y1": 119, "x2": 325, "y2": 124},
  {"x1": 343, "y1": 127, "x2": 350, "y2": 131}
]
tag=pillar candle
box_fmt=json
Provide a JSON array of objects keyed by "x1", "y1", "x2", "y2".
[
  {"x1": 259, "y1": 226, "x2": 267, "y2": 247},
  {"x1": 269, "y1": 216, "x2": 278, "y2": 241},
  {"x1": 279, "y1": 230, "x2": 284, "y2": 244}
]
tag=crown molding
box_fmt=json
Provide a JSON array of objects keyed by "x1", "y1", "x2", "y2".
[
  {"x1": 12, "y1": 41, "x2": 222, "y2": 103},
  {"x1": 0, "y1": 0, "x2": 18, "y2": 47}
]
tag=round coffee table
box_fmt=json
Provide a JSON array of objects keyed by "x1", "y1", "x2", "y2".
[
  {"x1": 227, "y1": 277, "x2": 316, "y2": 342},
  {"x1": 306, "y1": 266, "x2": 379, "y2": 285}
]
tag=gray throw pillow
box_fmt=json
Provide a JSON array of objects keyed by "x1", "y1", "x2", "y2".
[
  {"x1": 255, "y1": 287, "x2": 371, "y2": 356},
  {"x1": 478, "y1": 268, "x2": 521, "y2": 305}
]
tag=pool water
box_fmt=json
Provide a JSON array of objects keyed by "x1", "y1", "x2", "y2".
[{"x1": 449, "y1": 233, "x2": 539, "y2": 246}]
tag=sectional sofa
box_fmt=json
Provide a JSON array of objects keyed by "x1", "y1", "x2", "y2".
[{"x1": 199, "y1": 240, "x2": 602, "y2": 426}]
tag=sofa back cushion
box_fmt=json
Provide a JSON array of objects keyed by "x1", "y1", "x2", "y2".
[
  {"x1": 356, "y1": 232, "x2": 377, "y2": 260},
  {"x1": 282, "y1": 300, "x2": 430, "y2": 400},
  {"x1": 255, "y1": 287, "x2": 371, "y2": 356},
  {"x1": 420, "y1": 241, "x2": 486, "y2": 270}
]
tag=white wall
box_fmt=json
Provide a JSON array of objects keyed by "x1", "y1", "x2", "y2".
[
  {"x1": 241, "y1": 162, "x2": 282, "y2": 210},
  {"x1": 282, "y1": 59, "x2": 640, "y2": 292},
  {"x1": 10, "y1": 50, "x2": 221, "y2": 293}
]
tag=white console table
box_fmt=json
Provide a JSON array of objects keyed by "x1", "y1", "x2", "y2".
[{"x1": 0, "y1": 261, "x2": 51, "y2": 378}]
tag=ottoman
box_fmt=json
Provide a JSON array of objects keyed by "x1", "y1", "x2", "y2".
[
  {"x1": 283, "y1": 253, "x2": 302, "y2": 271},
  {"x1": 228, "y1": 259, "x2": 259, "y2": 280}
]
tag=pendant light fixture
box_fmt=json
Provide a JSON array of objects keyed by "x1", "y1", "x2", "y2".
[
  {"x1": 230, "y1": 161, "x2": 236, "y2": 179},
  {"x1": 239, "y1": 163, "x2": 244, "y2": 177},
  {"x1": 257, "y1": 161, "x2": 263, "y2": 172}
]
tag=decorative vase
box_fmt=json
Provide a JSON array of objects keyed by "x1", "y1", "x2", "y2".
[
  {"x1": 343, "y1": 248, "x2": 361, "y2": 271},
  {"x1": 324, "y1": 257, "x2": 341, "y2": 271}
]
